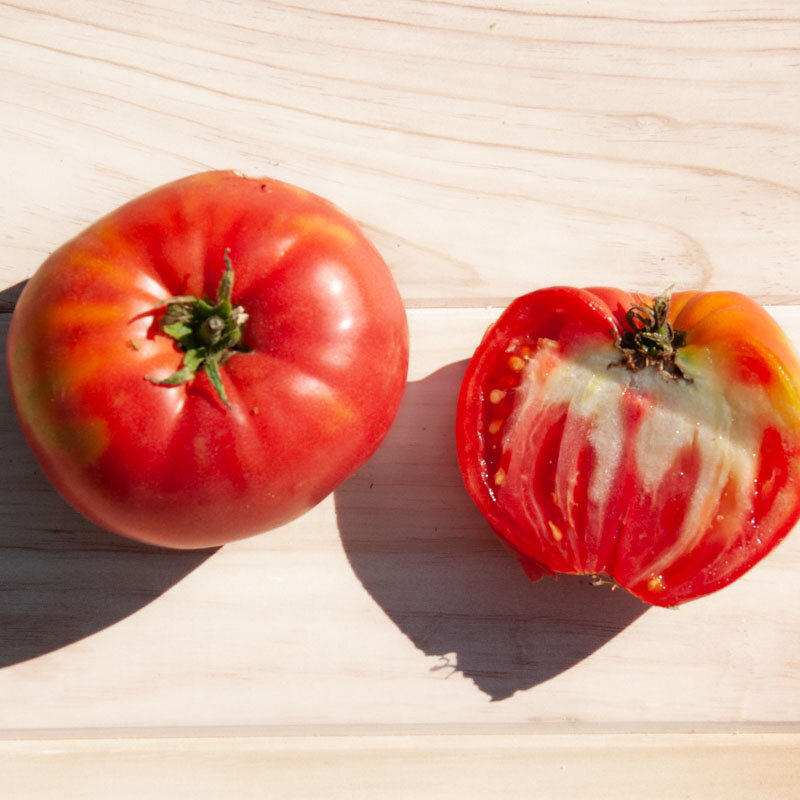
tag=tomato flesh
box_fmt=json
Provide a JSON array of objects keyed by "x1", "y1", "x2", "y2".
[{"x1": 457, "y1": 287, "x2": 800, "y2": 606}]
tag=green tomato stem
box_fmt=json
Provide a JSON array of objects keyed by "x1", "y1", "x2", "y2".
[{"x1": 145, "y1": 248, "x2": 250, "y2": 407}]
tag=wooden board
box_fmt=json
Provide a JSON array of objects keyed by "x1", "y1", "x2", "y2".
[
  {"x1": 2, "y1": 0, "x2": 800, "y2": 795},
  {"x1": 2, "y1": 733, "x2": 799, "y2": 800}
]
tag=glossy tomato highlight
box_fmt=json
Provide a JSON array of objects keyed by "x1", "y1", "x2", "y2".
[
  {"x1": 7, "y1": 171, "x2": 408, "y2": 548},
  {"x1": 456, "y1": 287, "x2": 800, "y2": 606}
]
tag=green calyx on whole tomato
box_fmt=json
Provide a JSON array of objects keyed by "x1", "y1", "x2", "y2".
[
  {"x1": 456, "y1": 286, "x2": 800, "y2": 607},
  {"x1": 145, "y1": 247, "x2": 251, "y2": 408},
  {"x1": 7, "y1": 171, "x2": 409, "y2": 549}
]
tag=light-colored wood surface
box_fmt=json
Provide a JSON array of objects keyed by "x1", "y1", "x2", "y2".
[
  {"x1": 3, "y1": 0, "x2": 800, "y2": 795},
  {"x1": 2, "y1": 733, "x2": 799, "y2": 800}
]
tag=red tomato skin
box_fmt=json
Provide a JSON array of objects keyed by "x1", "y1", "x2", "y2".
[
  {"x1": 457, "y1": 287, "x2": 800, "y2": 606},
  {"x1": 7, "y1": 171, "x2": 409, "y2": 548}
]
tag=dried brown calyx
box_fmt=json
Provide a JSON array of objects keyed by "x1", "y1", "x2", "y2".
[{"x1": 610, "y1": 292, "x2": 691, "y2": 382}]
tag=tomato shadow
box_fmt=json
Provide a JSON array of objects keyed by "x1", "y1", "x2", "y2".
[
  {"x1": 0, "y1": 280, "x2": 27, "y2": 312},
  {"x1": 0, "y1": 334, "x2": 217, "y2": 669},
  {"x1": 334, "y1": 361, "x2": 650, "y2": 701}
]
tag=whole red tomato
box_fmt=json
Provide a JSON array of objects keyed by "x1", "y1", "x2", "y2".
[
  {"x1": 7, "y1": 171, "x2": 408, "y2": 549},
  {"x1": 457, "y1": 287, "x2": 800, "y2": 606}
]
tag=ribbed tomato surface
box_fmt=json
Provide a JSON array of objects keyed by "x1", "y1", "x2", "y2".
[{"x1": 7, "y1": 171, "x2": 409, "y2": 548}]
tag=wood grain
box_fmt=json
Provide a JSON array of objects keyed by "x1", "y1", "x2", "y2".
[
  {"x1": 3, "y1": 0, "x2": 800, "y2": 304},
  {"x1": 3, "y1": 0, "x2": 800, "y2": 792},
  {"x1": 2, "y1": 307, "x2": 800, "y2": 734},
  {"x1": 2, "y1": 733, "x2": 800, "y2": 800}
]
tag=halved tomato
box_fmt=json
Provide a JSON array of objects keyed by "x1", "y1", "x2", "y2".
[{"x1": 456, "y1": 287, "x2": 800, "y2": 606}]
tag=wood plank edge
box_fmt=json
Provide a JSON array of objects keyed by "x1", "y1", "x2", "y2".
[
  {"x1": 1, "y1": 732, "x2": 798, "y2": 800},
  {"x1": 4, "y1": 301, "x2": 800, "y2": 316},
  {"x1": 2, "y1": 721, "x2": 800, "y2": 740}
]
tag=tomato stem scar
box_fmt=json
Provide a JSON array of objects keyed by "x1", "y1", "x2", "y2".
[
  {"x1": 610, "y1": 291, "x2": 691, "y2": 381},
  {"x1": 144, "y1": 247, "x2": 251, "y2": 408}
]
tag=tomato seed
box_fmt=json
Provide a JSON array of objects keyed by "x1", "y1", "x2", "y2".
[
  {"x1": 488, "y1": 419, "x2": 503, "y2": 435},
  {"x1": 547, "y1": 520, "x2": 564, "y2": 542},
  {"x1": 482, "y1": 338, "x2": 536, "y2": 480},
  {"x1": 647, "y1": 575, "x2": 665, "y2": 593}
]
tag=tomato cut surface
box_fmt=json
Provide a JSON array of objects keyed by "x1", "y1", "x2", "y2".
[
  {"x1": 457, "y1": 287, "x2": 800, "y2": 606},
  {"x1": 7, "y1": 171, "x2": 409, "y2": 549}
]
